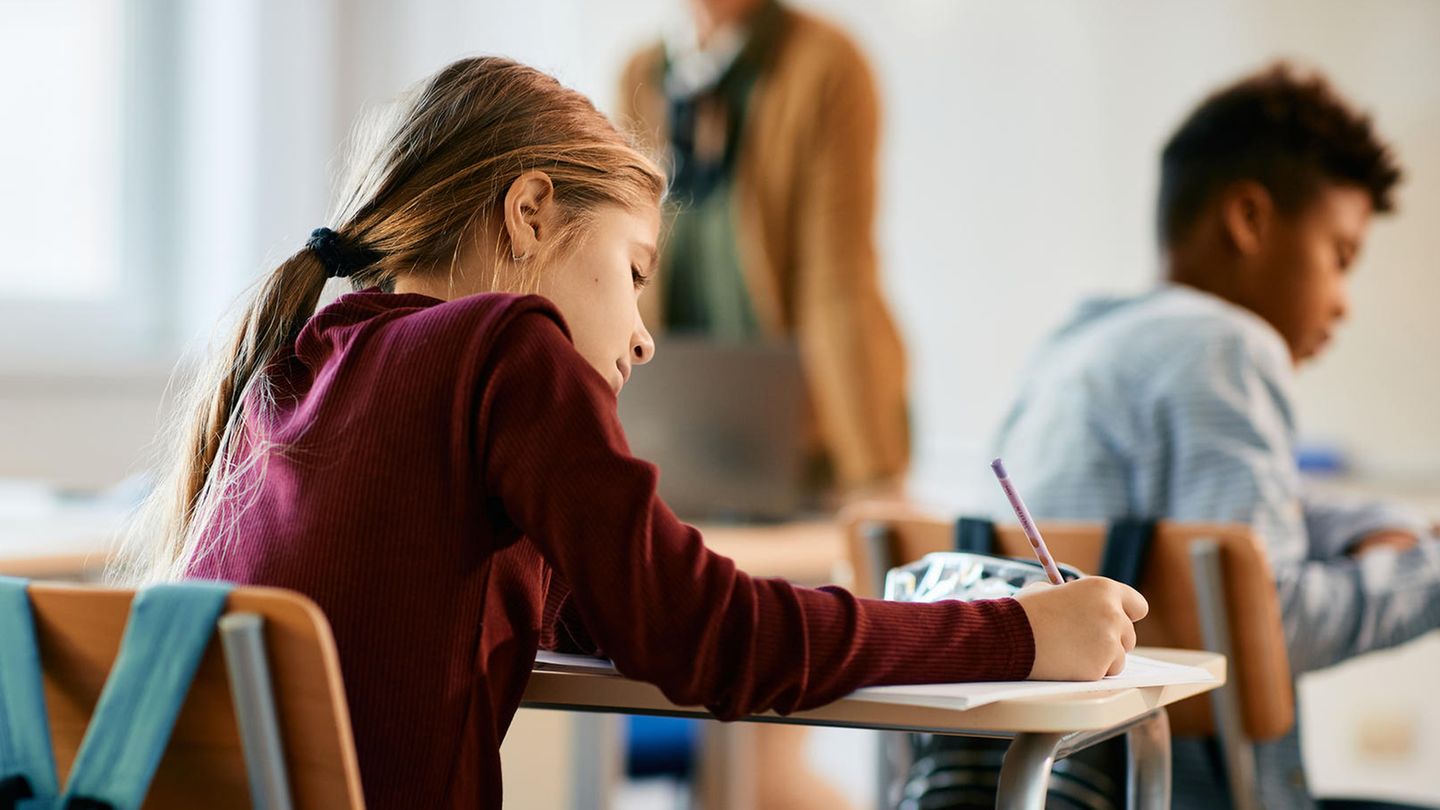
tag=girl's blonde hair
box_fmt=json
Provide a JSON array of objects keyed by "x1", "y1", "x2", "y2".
[{"x1": 113, "y1": 57, "x2": 665, "y2": 582}]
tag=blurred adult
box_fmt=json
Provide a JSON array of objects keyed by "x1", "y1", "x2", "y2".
[{"x1": 619, "y1": 0, "x2": 909, "y2": 498}]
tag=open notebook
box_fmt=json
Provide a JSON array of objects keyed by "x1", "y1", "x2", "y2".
[{"x1": 532, "y1": 650, "x2": 1216, "y2": 712}]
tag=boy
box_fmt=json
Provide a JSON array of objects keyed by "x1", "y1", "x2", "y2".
[{"x1": 990, "y1": 64, "x2": 1439, "y2": 809}]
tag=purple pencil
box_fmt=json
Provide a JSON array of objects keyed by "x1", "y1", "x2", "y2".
[{"x1": 990, "y1": 458, "x2": 1066, "y2": 585}]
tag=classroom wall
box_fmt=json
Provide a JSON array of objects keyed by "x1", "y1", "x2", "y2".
[
  {"x1": 821, "y1": 0, "x2": 1440, "y2": 501},
  {"x1": 323, "y1": 0, "x2": 1440, "y2": 497},
  {"x1": 5, "y1": 0, "x2": 1437, "y2": 496}
]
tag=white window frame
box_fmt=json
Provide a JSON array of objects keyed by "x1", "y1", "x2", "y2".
[{"x1": 0, "y1": 0, "x2": 179, "y2": 373}]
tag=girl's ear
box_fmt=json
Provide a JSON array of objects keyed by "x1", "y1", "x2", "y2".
[
  {"x1": 1220, "y1": 180, "x2": 1274, "y2": 258},
  {"x1": 503, "y1": 170, "x2": 557, "y2": 260}
]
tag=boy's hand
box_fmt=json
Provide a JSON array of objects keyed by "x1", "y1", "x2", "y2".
[
  {"x1": 1349, "y1": 530, "x2": 1420, "y2": 557},
  {"x1": 1015, "y1": 577, "x2": 1148, "y2": 681}
]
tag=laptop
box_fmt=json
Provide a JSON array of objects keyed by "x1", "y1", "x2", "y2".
[{"x1": 617, "y1": 338, "x2": 812, "y2": 522}]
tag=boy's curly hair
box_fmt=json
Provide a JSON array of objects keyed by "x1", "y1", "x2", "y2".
[{"x1": 1158, "y1": 62, "x2": 1402, "y2": 244}]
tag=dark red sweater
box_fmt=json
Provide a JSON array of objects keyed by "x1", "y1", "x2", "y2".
[{"x1": 187, "y1": 290, "x2": 1035, "y2": 808}]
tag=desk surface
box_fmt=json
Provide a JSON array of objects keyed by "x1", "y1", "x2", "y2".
[
  {"x1": 697, "y1": 520, "x2": 843, "y2": 586},
  {"x1": 0, "y1": 511, "x2": 847, "y2": 584},
  {"x1": 5, "y1": 477, "x2": 1436, "y2": 582},
  {"x1": 522, "y1": 647, "x2": 1225, "y2": 735},
  {"x1": 0, "y1": 504, "x2": 126, "y2": 578}
]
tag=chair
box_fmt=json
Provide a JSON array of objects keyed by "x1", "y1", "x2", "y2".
[
  {"x1": 841, "y1": 502, "x2": 1293, "y2": 810},
  {"x1": 25, "y1": 582, "x2": 364, "y2": 808}
]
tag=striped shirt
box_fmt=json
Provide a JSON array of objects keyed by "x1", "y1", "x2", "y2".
[{"x1": 990, "y1": 284, "x2": 1440, "y2": 809}]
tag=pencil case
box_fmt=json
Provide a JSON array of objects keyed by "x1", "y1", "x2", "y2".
[{"x1": 883, "y1": 551, "x2": 1084, "y2": 603}]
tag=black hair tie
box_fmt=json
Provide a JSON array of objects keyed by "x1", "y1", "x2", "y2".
[{"x1": 306, "y1": 227, "x2": 381, "y2": 278}]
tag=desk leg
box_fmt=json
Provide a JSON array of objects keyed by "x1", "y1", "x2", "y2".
[
  {"x1": 995, "y1": 732, "x2": 1062, "y2": 810},
  {"x1": 1126, "y1": 709, "x2": 1171, "y2": 810},
  {"x1": 571, "y1": 713, "x2": 623, "y2": 810},
  {"x1": 696, "y1": 721, "x2": 756, "y2": 810}
]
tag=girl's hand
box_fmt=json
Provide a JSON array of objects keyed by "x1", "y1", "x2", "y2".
[{"x1": 1014, "y1": 577, "x2": 1148, "y2": 680}]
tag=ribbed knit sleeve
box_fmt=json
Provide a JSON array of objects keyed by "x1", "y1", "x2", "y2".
[{"x1": 479, "y1": 311, "x2": 1035, "y2": 719}]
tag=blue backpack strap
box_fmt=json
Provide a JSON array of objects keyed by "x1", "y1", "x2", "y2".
[
  {"x1": 0, "y1": 577, "x2": 59, "y2": 810},
  {"x1": 60, "y1": 582, "x2": 233, "y2": 810},
  {"x1": 1099, "y1": 517, "x2": 1156, "y2": 587},
  {"x1": 954, "y1": 516, "x2": 997, "y2": 554}
]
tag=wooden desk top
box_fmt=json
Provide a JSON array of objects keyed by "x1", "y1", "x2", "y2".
[
  {"x1": 696, "y1": 520, "x2": 845, "y2": 586},
  {"x1": 0, "y1": 505, "x2": 125, "y2": 578},
  {"x1": 1, "y1": 515, "x2": 848, "y2": 583},
  {"x1": 6, "y1": 477, "x2": 1434, "y2": 584},
  {"x1": 522, "y1": 647, "x2": 1225, "y2": 735}
]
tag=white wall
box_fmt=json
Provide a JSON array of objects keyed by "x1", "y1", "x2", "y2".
[
  {"x1": 795, "y1": 0, "x2": 1440, "y2": 500},
  {"x1": 10, "y1": 0, "x2": 1437, "y2": 494}
]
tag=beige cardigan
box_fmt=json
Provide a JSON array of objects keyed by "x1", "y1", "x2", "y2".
[{"x1": 618, "y1": 7, "x2": 910, "y2": 489}]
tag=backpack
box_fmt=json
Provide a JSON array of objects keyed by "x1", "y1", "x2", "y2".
[{"x1": 0, "y1": 577, "x2": 232, "y2": 810}]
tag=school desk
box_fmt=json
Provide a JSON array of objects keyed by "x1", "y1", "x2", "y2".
[
  {"x1": 696, "y1": 518, "x2": 845, "y2": 585},
  {"x1": 0, "y1": 509, "x2": 849, "y2": 584},
  {"x1": 524, "y1": 647, "x2": 1226, "y2": 810},
  {"x1": 0, "y1": 498, "x2": 122, "y2": 579}
]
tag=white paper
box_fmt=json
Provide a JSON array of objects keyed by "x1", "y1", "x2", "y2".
[
  {"x1": 533, "y1": 650, "x2": 619, "y2": 675},
  {"x1": 850, "y1": 653, "x2": 1216, "y2": 711}
]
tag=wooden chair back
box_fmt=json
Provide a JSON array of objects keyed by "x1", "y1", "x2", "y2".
[
  {"x1": 26, "y1": 583, "x2": 365, "y2": 808},
  {"x1": 841, "y1": 503, "x2": 1294, "y2": 739}
]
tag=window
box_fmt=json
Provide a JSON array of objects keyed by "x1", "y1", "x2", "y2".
[{"x1": 0, "y1": 0, "x2": 176, "y2": 366}]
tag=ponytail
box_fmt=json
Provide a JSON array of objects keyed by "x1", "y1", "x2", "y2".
[
  {"x1": 110, "y1": 56, "x2": 664, "y2": 583},
  {"x1": 111, "y1": 245, "x2": 332, "y2": 582}
]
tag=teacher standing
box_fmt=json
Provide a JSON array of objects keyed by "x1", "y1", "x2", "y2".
[{"x1": 618, "y1": 0, "x2": 909, "y2": 496}]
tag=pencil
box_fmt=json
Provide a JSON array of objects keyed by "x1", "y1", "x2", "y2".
[{"x1": 990, "y1": 458, "x2": 1065, "y2": 585}]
